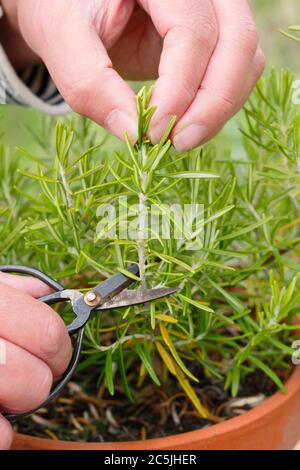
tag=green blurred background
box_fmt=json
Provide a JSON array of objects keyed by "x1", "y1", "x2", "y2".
[
  {"x1": 252, "y1": 0, "x2": 299, "y2": 70},
  {"x1": 1, "y1": 0, "x2": 299, "y2": 149}
]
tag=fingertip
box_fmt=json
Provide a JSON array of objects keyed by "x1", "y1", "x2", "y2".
[
  {"x1": 105, "y1": 109, "x2": 138, "y2": 143},
  {"x1": 173, "y1": 124, "x2": 207, "y2": 153}
]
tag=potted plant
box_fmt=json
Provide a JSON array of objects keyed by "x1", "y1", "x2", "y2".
[{"x1": 1, "y1": 71, "x2": 300, "y2": 450}]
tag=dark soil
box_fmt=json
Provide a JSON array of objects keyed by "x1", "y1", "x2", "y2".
[{"x1": 14, "y1": 365, "x2": 292, "y2": 443}]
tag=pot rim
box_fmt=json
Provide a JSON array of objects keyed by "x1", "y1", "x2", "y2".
[{"x1": 14, "y1": 365, "x2": 300, "y2": 450}]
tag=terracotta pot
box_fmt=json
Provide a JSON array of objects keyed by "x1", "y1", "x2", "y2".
[{"x1": 11, "y1": 365, "x2": 300, "y2": 450}]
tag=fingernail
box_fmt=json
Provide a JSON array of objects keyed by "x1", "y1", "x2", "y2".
[
  {"x1": 173, "y1": 124, "x2": 206, "y2": 152},
  {"x1": 149, "y1": 115, "x2": 174, "y2": 144},
  {"x1": 106, "y1": 109, "x2": 138, "y2": 143}
]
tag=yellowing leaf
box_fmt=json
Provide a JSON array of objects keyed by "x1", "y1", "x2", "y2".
[
  {"x1": 174, "y1": 364, "x2": 208, "y2": 418},
  {"x1": 159, "y1": 322, "x2": 170, "y2": 344},
  {"x1": 159, "y1": 323, "x2": 198, "y2": 382},
  {"x1": 137, "y1": 362, "x2": 147, "y2": 388},
  {"x1": 156, "y1": 313, "x2": 178, "y2": 324},
  {"x1": 156, "y1": 342, "x2": 177, "y2": 375},
  {"x1": 168, "y1": 329, "x2": 190, "y2": 340},
  {"x1": 156, "y1": 342, "x2": 208, "y2": 418}
]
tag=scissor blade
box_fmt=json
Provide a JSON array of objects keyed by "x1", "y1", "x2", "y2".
[
  {"x1": 91, "y1": 264, "x2": 140, "y2": 306},
  {"x1": 97, "y1": 287, "x2": 179, "y2": 310}
]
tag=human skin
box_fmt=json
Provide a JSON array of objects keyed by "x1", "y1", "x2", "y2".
[
  {"x1": 0, "y1": 274, "x2": 72, "y2": 449},
  {"x1": 0, "y1": 0, "x2": 265, "y2": 151}
]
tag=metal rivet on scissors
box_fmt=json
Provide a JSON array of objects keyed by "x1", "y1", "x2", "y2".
[{"x1": 0, "y1": 264, "x2": 178, "y2": 422}]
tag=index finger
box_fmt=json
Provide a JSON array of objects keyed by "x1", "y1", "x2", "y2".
[
  {"x1": 0, "y1": 272, "x2": 53, "y2": 298},
  {"x1": 139, "y1": 0, "x2": 218, "y2": 143}
]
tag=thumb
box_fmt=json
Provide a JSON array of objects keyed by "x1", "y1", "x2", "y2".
[
  {"x1": 18, "y1": 1, "x2": 138, "y2": 142},
  {"x1": 0, "y1": 272, "x2": 52, "y2": 298}
]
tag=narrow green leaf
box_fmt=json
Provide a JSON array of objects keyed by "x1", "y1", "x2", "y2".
[
  {"x1": 17, "y1": 169, "x2": 59, "y2": 183},
  {"x1": 249, "y1": 356, "x2": 285, "y2": 391},
  {"x1": 218, "y1": 218, "x2": 272, "y2": 241},
  {"x1": 105, "y1": 350, "x2": 115, "y2": 396},
  {"x1": 159, "y1": 171, "x2": 219, "y2": 179},
  {"x1": 178, "y1": 294, "x2": 214, "y2": 313},
  {"x1": 208, "y1": 278, "x2": 246, "y2": 314},
  {"x1": 158, "y1": 116, "x2": 177, "y2": 148},
  {"x1": 152, "y1": 251, "x2": 195, "y2": 273},
  {"x1": 133, "y1": 339, "x2": 160, "y2": 386},
  {"x1": 119, "y1": 347, "x2": 134, "y2": 404},
  {"x1": 231, "y1": 366, "x2": 241, "y2": 398},
  {"x1": 117, "y1": 267, "x2": 140, "y2": 281}
]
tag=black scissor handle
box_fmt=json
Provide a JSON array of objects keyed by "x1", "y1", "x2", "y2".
[
  {"x1": 0, "y1": 265, "x2": 65, "y2": 292},
  {"x1": 0, "y1": 265, "x2": 84, "y2": 422}
]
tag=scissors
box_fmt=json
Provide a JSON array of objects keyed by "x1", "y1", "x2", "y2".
[{"x1": 0, "y1": 264, "x2": 178, "y2": 422}]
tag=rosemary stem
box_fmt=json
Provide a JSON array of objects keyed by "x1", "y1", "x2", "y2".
[
  {"x1": 58, "y1": 162, "x2": 74, "y2": 209},
  {"x1": 58, "y1": 161, "x2": 81, "y2": 253},
  {"x1": 138, "y1": 145, "x2": 148, "y2": 290}
]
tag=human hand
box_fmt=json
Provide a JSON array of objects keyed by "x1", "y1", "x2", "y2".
[
  {"x1": 0, "y1": 273, "x2": 72, "y2": 450},
  {"x1": 1, "y1": 0, "x2": 265, "y2": 151}
]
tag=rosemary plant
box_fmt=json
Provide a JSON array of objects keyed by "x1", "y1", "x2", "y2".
[{"x1": 1, "y1": 72, "x2": 300, "y2": 423}]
